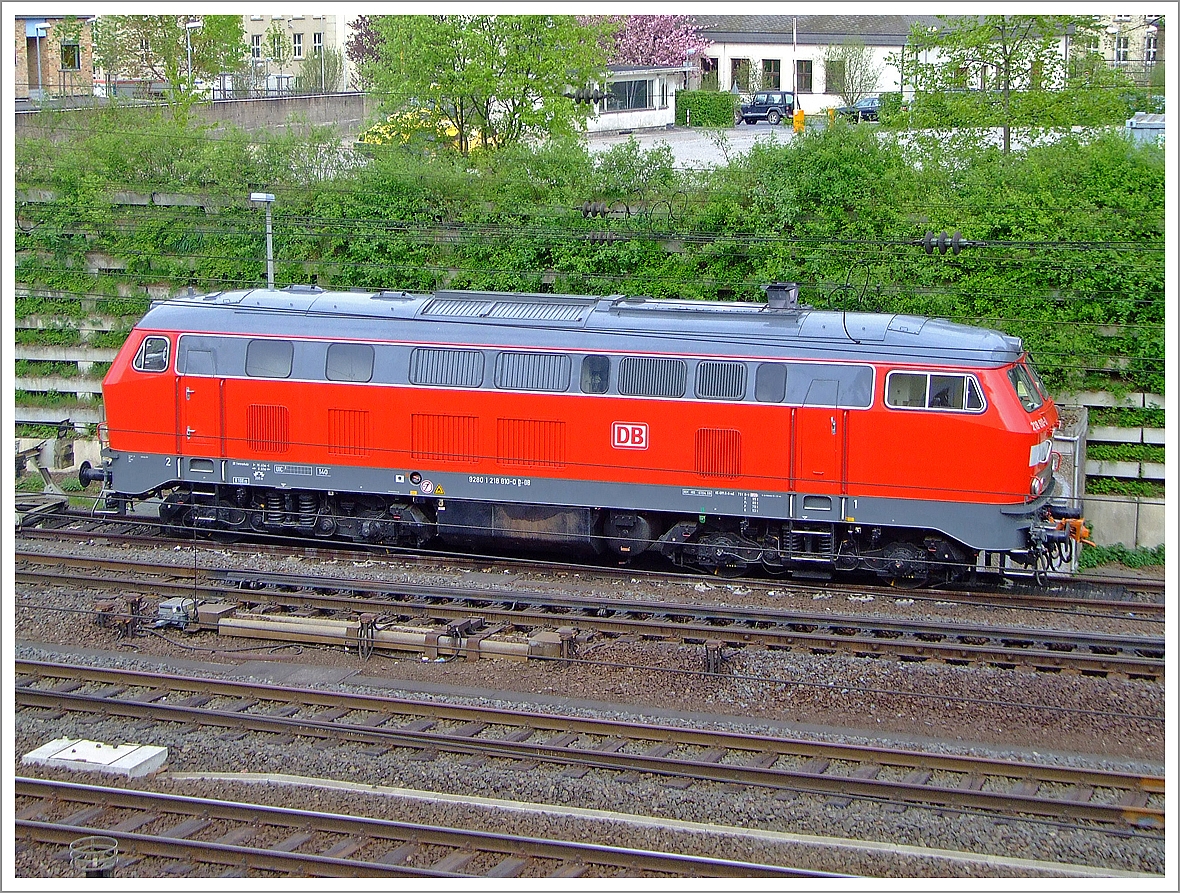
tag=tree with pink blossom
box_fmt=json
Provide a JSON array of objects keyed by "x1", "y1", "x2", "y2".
[{"x1": 582, "y1": 15, "x2": 712, "y2": 67}]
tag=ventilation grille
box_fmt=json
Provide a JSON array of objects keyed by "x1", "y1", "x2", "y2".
[
  {"x1": 423, "y1": 299, "x2": 587, "y2": 322},
  {"x1": 412, "y1": 414, "x2": 478, "y2": 462},
  {"x1": 246, "y1": 404, "x2": 290, "y2": 454},
  {"x1": 495, "y1": 352, "x2": 571, "y2": 391},
  {"x1": 618, "y1": 356, "x2": 686, "y2": 398},
  {"x1": 695, "y1": 428, "x2": 741, "y2": 479},
  {"x1": 696, "y1": 361, "x2": 747, "y2": 400},
  {"x1": 327, "y1": 409, "x2": 369, "y2": 457},
  {"x1": 422, "y1": 299, "x2": 496, "y2": 318},
  {"x1": 409, "y1": 348, "x2": 484, "y2": 387},
  {"x1": 497, "y1": 419, "x2": 566, "y2": 468}
]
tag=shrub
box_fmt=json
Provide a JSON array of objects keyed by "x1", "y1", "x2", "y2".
[{"x1": 676, "y1": 90, "x2": 737, "y2": 127}]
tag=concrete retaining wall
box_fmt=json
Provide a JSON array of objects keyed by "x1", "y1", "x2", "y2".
[
  {"x1": 1082, "y1": 494, "x2": 1166, "y2": 550},
  {"x1": 15, "y1": 92, "x2": 380, "y2": 141}
]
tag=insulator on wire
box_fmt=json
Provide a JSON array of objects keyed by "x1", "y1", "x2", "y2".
[{"x1": 921, "y1": 230, "x2": 963, "y2": 255}]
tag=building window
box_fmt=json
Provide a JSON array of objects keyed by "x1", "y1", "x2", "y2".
[
  {"x1": 1145, "y1": 33, "x2": 1158, "y2": 63},
  {"x1": 251, "y1": 34, "x2": 262, "y2": 60},
  {"x1": 825, "y1": 59, "x2": 845, "y2": 95},
  {"x1": 701, "y1": 56, "x2": 719, "y2": 90},
  {"x1": 60, "y1": 42, "x2": 81, "y2": 71},
  {"x1": 761, "y1": 58, "x2": 780, "y2": 89},
  {"x1": 795, "y1": 59, "x2": 813, "y2": 93},
  {"x1": 731, "y1": 58, "x2": 750, "y2": 91},
  {"x1": 313, "y1": 32, "x2": 323, "y2": 55},
  {"x1": 605, "y1": 79, "x2": 651, "y2": 111},
  {"x1": 1115, "y1": 35, "x2": 1129, "y2": 63},
  {"x1": 660, "y1": 76, "x2": 668, "y2": 108},
  {"x1": 292, "y1": 33, "x2": 303, "y2": 59}
]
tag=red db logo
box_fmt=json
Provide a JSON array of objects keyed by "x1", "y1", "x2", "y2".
[{"x1": 612, "y1": 422, "x2": 648, "y2": 450}]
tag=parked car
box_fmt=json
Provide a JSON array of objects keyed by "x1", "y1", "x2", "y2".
[
  {"x1": 835, "y1": 96, "x2": 880, "y2": 122},
  {"x1": 737, "y1": 90, "x2": 795, "y2": 125}
]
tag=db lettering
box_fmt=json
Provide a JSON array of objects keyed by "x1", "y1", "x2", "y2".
[{"x1": 613, "y1": 422, "x2": 649, "y2": 450}]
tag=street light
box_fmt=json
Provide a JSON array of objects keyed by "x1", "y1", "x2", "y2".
[
  {"x1": 249, "y1": 192, "x2": 276, "y2": 290},
  {"x1": 185, "y1": 20, "x2": 201, "y2": 87}
]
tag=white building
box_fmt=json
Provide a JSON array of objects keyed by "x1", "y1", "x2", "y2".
[
  {"x1": 239, "y1": 13, "x2": 354, "y2": 94},
  {"x1": 694, "y1": 14, "x2": 943, "y2": 114},
  {"x1": 584, "y1": 64, "x2": 690, "y2": 133}
]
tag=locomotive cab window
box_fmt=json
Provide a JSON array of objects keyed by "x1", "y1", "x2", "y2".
[
  {"x1": 581, "y1": 355, "x2": 610, "y2": 394},
  {"x1": 133, "y1": 336, "x2": 170, "y2": 373},
  {"x1": 1008, "y1": 364, "x2": 1043, "y2": 412},
  {"x1": 246, "y1": 339, "x2": 294, "y2": 379},
  {"x1": 886, "y1": 371, "x2": 985, "y2": 412},
  {"x1": 886, "y1": 372, "x2": 927, "y2": 408},
  {"x1": 326, "y1": 342, "x2": 374, "y2": 382}
]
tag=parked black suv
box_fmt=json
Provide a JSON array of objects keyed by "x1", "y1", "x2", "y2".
[{"x1": 737, "y1": 90, "x2": 795, "y2": 125}]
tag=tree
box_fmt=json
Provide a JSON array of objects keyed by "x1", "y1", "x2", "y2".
[
  {"x1": 823, "y1": 41, "x2": 883, "y2": 105},
  {"x1": 345, "y1": 15, "x2": 380, "y2": 88},
  {"x1": 92, "y1": 14, "x2": 246, "y2": 103},
  {"x1": 895, "y1": 14, "x2": 1097, "y2": 153},
  {"x1": 587, "y1": 15, "x2": 712, "y2": 67},
  {"x1": 297, "y1": 45, "x2": 344, "y2": 94},
  {"x1": 361, "y1": 15, "x2": 611, "y2": 155}
]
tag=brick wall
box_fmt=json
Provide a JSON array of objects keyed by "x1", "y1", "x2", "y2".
[{"x1": 14, "y1": 17, "x2": 94, "y2": 100}]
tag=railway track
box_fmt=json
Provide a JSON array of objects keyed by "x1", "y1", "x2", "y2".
[
  {"x1": 15, "y1": 777, "x2": 831, "y2": 878},
  {"x1": 15, "y1": 660, "x2": 1165, "y2": 833},
  {"x1": 17, "y1": 509, "x2": 1166, "y2": 604},
  {"x1": 15, "y1": 550, "x2": 1166, "y2": 678}
]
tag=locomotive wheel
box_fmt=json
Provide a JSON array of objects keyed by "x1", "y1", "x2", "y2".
[{"x1": 881, "y1": 541, "x2": 929, "y2": 588}]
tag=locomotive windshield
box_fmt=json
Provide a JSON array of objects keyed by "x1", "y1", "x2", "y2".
[
  {"x1": 1023, "y1": 356, "x2": 1050, "y2": 400},
  {"x1": 1007, "y1": 362, "x2": 1044, "y2": 412}
]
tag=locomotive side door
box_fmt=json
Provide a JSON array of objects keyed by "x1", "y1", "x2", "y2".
[
  {"x1": 794, "y1": 379, "x2": 843, "y2": 495},
  {"x1": 179, "y1": 349, "x2": 223, "y2": 456}
]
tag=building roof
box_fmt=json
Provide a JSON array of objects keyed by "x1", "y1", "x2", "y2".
[{"x1": 695, "y1": 14, "x2": 945, "y2": 46}]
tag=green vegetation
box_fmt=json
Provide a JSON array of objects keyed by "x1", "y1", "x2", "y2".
[
  {"x1": 1084, "y1": 477, "x2": 1164, "y2": 498},
  {"x1": 1078, "y1": 542, "x2": 1164, "y2": 569},
  {"x1": 15, "y1": 105, "x2": 1163, "y2": 402},
  {"x1": 676, "y1": 90, "x2": 739, "y2": 127},
  {"x1": 1085, "y1": 443, "x2": 1165, "y2": 464},
  {"x1": 1088, "y1": 407, "x2": 1165, "y2": 428}
]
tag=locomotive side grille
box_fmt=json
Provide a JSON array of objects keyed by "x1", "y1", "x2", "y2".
[
  {"x1": 695, "y1": 428, "x2": 741, "y2": 479},
  {"x1": 495, "y1": 352, "x2": 572, "y2": 391},
  {"x1": 695, "y1": 360, "x2": 748, "y2": 400},
  {"x1": 618, "y1": 356, "x2": 687, "y2": 398},
  {"x1": 246, "y1": 404, "x2": 290, "y2": 454},
  {"x1": 327, "y1": 409, "x2": 369, "y2": 457},
  {"x1": 412, "y1": 414, "x2": 479, "y2": 462},
  {"x1": 497, "y1": 418, "x2": 566, "y2": 468},
  {"x1": 409, "y1": 348, "x2": 485, "y2": 388}
]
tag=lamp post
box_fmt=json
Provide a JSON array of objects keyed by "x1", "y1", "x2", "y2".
[
  {"x1": 249, "y1": 193, "x2": 276, "y2": 290},
  {"x1": 185, "y1": 19, "x2": 201, "y2": 88}
]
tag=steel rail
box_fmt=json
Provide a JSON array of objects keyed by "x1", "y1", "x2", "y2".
[
  {"x1": 15, "y1": 777, "x2": 830, "y2": 878},
  {"x1": 16, "y1": 517, "x2": 1166, "y2": 603},
  {"x1": 15, "y1": 555, "x2": 1165, "y2": 677},
  {"x1": 15, "y1": 660, "x2": 1164, "y2": 830}
]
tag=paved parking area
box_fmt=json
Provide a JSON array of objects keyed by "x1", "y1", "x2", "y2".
[{"x1": 586, "y1": 121, "x2": 805, "y2": 166}]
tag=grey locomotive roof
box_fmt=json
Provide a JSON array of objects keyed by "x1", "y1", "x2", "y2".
[{"x1": 140, "y1": 286, "x2": 1025, "y2": 367}]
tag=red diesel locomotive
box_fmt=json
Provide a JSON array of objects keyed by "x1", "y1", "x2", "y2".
[{"x1": 83, "y1": 282, "x2": 1080, "y2": 583}]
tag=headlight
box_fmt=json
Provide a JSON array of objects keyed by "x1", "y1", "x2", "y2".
[{"x1": 1030, "y1": 475, "x2": 1045, "y2": 497}]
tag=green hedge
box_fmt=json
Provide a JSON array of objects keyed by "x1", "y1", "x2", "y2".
[{"x1": 676, "y1": 90, "x2": 738, "y2": 127}]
